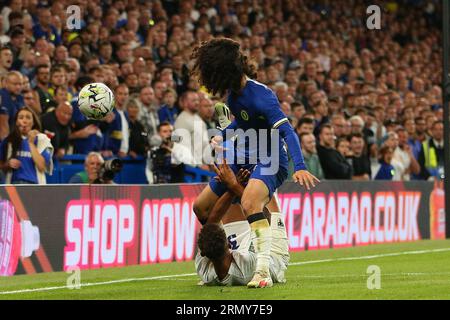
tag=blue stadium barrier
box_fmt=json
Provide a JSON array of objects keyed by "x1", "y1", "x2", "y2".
[{"x1": 45, "y1": 155, "x2": 215, "y2": 184}]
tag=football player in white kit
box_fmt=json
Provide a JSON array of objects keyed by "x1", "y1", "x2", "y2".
[{"x1": 194, "y1": 160, "x2": 289, "y2": 287}]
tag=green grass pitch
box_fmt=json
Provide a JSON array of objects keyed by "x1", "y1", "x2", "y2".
[{"x1": 1, "y1": 240, "x2": 449, "y2": 300}]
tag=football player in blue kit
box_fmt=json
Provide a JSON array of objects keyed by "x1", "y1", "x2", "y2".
[{"x1": 191, "y1": 38, "x2": 319, "y2": 288}]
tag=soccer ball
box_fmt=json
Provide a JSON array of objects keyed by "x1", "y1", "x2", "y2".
[{"x1": 77, "y1": 83, "x2": 115, "y2": 120}]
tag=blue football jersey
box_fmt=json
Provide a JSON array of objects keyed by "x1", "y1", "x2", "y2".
[{"x1": 226, "y1": 79, "x2": 289, "y2": 168}]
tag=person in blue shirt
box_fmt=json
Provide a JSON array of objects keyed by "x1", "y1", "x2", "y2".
[
  {"x1": 190, "y1": 38, "x2": 319, "y2": 288},
  {"x1": 0, "y1": 107, "x2": 53, "y2": 184},
  {"x1": 32, "y1": 7, "x2": 62, "y2": 46},
  {"x1": 158, "y1": 88, "x2": 180, "y2": 125},
  {"x1": 0, "y1": 71, "x2": 25, "y2": 141},
  {"x1": 375, "y1": 145, "x2": 395, "y2": 180}
]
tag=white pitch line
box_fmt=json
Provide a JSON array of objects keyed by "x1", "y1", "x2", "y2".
[
  {"x1": 289, "y1": 247, "x2": 450, "y2": 266},
  {"x1": 1, "y1": 247, "x2": 450, "y2": 295},
  {"x1": 0, "y1": 273, "x2": 197, "y2": 295}
]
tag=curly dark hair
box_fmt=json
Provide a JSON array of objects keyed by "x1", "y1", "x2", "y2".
[
  {"x1": 190, "y1": 38, "x2": 257, "y2": 97},
  {"x1": 197, "y1": 223, "x2": 228, "y2": 261}
]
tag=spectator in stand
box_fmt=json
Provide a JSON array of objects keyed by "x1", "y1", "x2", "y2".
[
  {"x1": 103, "y1": 84, "x2": 130, "y2": 157},
  {"x1": 34, "y1": 64, "x2": 55, "y2": 113},
  {"x1": 414, "y1": 116, "x2": 428, "y2": 143},
  {"x1": 349, "y1": 133, "x2": 371, "y2": 180},
  {"x1": 295, "y1": 117, "x2": 315, "y2": 137},
  {"x1": 312, "y1": 100, "x2": 329, "y2": 135},
  {"x1": 403, "y1": 118, "x2": 422, "y2": 160},
  {"x1": 48, "y1": 64, "x2": 72, "y2": 103},
  {"x1": 317, "y1": 124, "x2": 353, "y2": 180},
  {"x1": 137, "y1": 85, "x2": 159, "y2": 139},
  {"x1": 0, "y1": 71, "x2": 24, "y2": 141},
  {"x1": 374, "y1": 146, "x2": 395, "y2": 181},
  {"x1": 174, "y1": 90, "x2": 210, "y2": 170},
  {"x1": 198, "y1": 93, "x2": 215, "y2": 130},
  {"x1": 393, "y1": 127, "x2": 421, "y2": 181},
  {"x1": 330, "y1": 114, "x2": 347, "y2": 139},
  {"x1": 32, "y1": 6, "x2": 61, "y2": 45},
  {"x1": 68, "y1": 152, "x2": 104, "y2": 184},
  {"x1": 0, "y1": 107, "x2": 53, "y2": 184},
  {"x1": 158, "y1": 88, "x2": 179, "y2": 125},
  {"x1": 127, "y1": 99, "x2": 148, "y2": 158},
  {"x1": 22, "y1": 89, "x2": 41, "y2": 115},
  {"x1": 0, "y1": 45, "x2": 13, "y2": 77},
  {"x1": 418, "y1": 120, "x2": 444, "y2": 180},
  {"x1": 299, "y1": 133, "x2": 324, "y2": 180},
  {"x1": 0, "y1": 0, "x2": 443, "y2": 184},
  {"x1": 41, "y1": 101, "x2": 72, "y2": 159},
  {"x1": 336, "y1": 137, "x2": 352, "y2": 159}
]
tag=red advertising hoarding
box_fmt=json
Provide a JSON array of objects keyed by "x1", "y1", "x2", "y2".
[{"x1": 0, "y1": 181, "x2": 444, "y2": 276}]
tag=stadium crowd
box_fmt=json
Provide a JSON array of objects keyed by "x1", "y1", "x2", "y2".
[{"x1": 0, "y1": 0, "x2": 445, "y2": 184}]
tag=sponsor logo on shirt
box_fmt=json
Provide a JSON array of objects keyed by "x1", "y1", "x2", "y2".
[{"x1": 17, "y1": 151, "x2": 32, "y2": 158}]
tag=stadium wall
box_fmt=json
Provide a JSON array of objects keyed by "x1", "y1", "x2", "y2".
[{"x1": 0, "y1": 181, "x2": 445, "y2": 276}]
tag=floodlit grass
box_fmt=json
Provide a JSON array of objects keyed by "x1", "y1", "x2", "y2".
[{"x1": 1, "y1": 240, "x2": 449, "y2": 300}]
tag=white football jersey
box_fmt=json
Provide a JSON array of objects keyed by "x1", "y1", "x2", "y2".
[{"x1": 195, "y1": 220, "x2": 288, "y2": 286}]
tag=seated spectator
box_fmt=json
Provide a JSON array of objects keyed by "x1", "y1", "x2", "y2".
[
  {"x1": 68, "y1": 152, "x2": 104, "y2": 184},
  {"x1": 348, "y1": 133, "x2": 371, "y2": 180},
  {"x1": 317, "y1": 124, "x2": 353, "y2": 180},
  {"x1": 374, "y1": 146, "x2": 395, "y2": 180},
  {"x1": 41, "y1": 101, "x2": 73, "y2": 159},
  {"x1": 0, "y1": 71, "x2": 24, "y2": 141},
  {"x1": 0, "y1": 107, "x2": 53, "y2": 184},
  {"x1": 299, "y1": 133, "x2": 324, "y2": 180},
  {"x1": 127, "y1": 99, "x2": 149, "y2": 158},
  {"x1": 158, "y1": 88, "x2": 179, "y2": 124}
]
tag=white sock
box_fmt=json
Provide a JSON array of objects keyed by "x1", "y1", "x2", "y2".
[
  {"x1": 249, "y1": 218, "x2": 271, "y2": 275},
  {"x1": 270, "y1": 212, "x2": 290, "y2": 265}
]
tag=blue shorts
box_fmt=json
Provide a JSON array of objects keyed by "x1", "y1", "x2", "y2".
[{"x1": 209, "y1": 163, "x2": 288, "y2": 201}]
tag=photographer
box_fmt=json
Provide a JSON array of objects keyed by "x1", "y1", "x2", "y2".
[
  {"x1": 147, "y1": 121, "x2": 194, "y2": 184},
  {"x1": 69, "y1": 152, "x2": 104, "y2": 184},
  {"x1": 69, "y1": 152, "x2": 123, "y2": 184}
]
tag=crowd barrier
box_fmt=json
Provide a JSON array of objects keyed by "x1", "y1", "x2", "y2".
[
  {"x1": 45, "y1": 155, "x2": 215, "y2": 184},
  {"x1": 0, "y1": 181, "x2": 445, "y2": 276}
]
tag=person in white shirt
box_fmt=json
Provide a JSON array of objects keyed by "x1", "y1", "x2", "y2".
[
  {"x1": 173, "y1": 90, "x2": 210, "y2": 169},
  {"x1": 392, "y1": 127, "x2": 420, "y2": 181}
]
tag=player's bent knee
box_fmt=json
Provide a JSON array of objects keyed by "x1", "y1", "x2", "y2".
[{"x1": 241, "y1": 197, "x2": 264, "y2": 216}]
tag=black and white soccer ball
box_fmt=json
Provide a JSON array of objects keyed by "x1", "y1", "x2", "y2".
[{"x1": 77, "y1": 83, "x2": 115, "y2": 120}]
